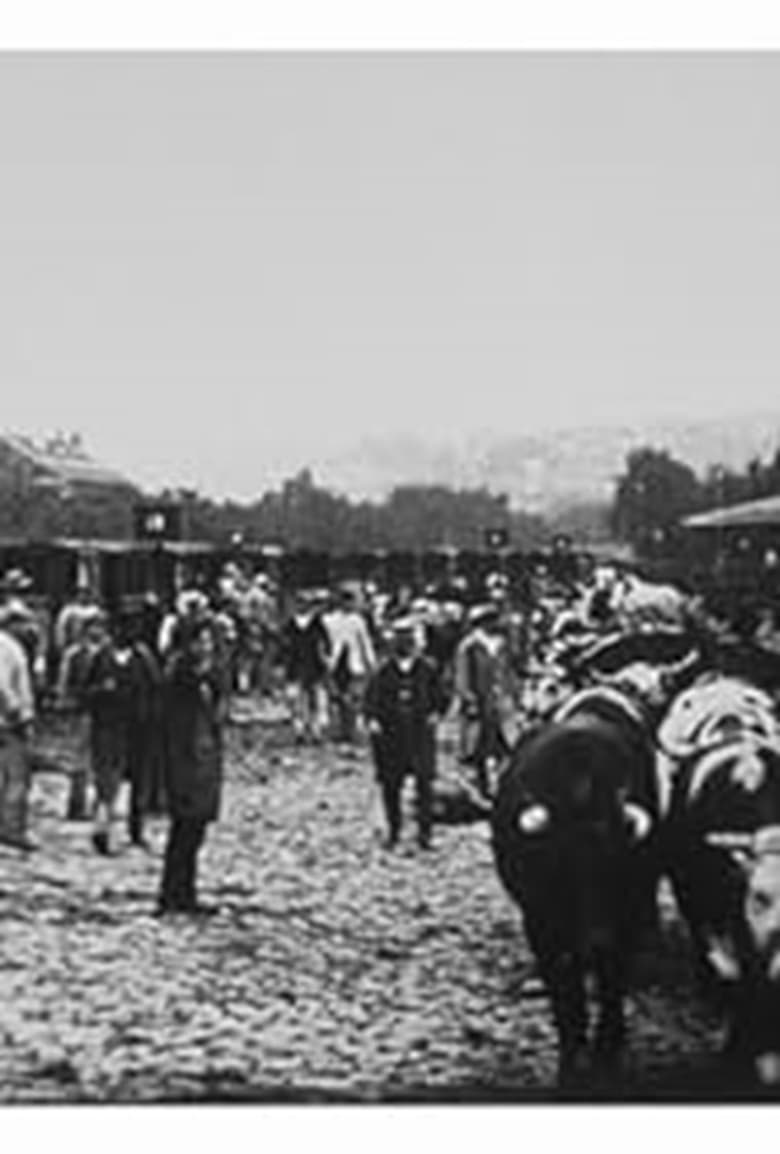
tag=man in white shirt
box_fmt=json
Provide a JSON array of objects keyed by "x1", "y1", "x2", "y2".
[
  {"x1": 0, "y1": 604, "x2": 37, "y2": 852},
  {"x1": 54, "y1": 582, "x2": 98, "y2": 660},
  {"x1": 324, "y1": 585, "x2": 377, "y2": 745}
]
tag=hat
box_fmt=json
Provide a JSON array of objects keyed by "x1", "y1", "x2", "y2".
[
  {"x1": 1, "y1": 568, "x2": 32, "y2": 594},
  {"x1": 468, "y1": 603, "x2": 498, "y2": 628},
  {"x1": 176, "y1": 589, "x2": 209, "y2": 616},
  {"x1": 0, "y1": 599, "x2": 36, "y2": 630},
  {"x1": 390, "y1": 616, "x2": 417, "y2": 634}
]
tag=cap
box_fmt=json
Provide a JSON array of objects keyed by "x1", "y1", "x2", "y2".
[
  {"x1": 176, "y1": 589, "x2": 209, "y2": 616},
  {"x1": 0, "y1": 604, "x2": 33, "y2": 627},
  {"x1": 1, "y1": 568, "x2": 32, "y2": 593},
  {"x1": 391, "y1": 616, "x2": 417, "y2": 634},
  {"x1": 468, "y1": 603, "x2": 498, "y2": 628}
]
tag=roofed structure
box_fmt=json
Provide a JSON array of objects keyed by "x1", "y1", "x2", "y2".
[
  {"x1": 682, "y1": 494, "x2": 780, "y2": 530},
  {"x1": 0, "y1": 432, "x2": 135, "y2": 493}
]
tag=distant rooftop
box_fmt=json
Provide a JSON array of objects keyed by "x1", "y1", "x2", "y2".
[
  {"x1": 682, "y1": 494, "x2": 780, "y2": 530},
  {"x1": 2, "y1": 431, "x2": 135, "y2": 490}
]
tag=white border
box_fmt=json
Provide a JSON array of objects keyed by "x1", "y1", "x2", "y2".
[
  {"x1": 1, "y1": 19, "x2": 777, "y2": 1154},
  {"x1": 1, "y1": 0, "x2": 780, "y2": 50}
]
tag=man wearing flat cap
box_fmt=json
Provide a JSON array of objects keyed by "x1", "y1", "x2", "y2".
[
  {"x1": 0, "y1": 568, "x2": 33, "y2": 599},
  {"x1": 0, "y1": 603, "x2": 37, "y2": 851},
  {"x1": 364, "y1": 616, "x2": 446, "y2": 851}
]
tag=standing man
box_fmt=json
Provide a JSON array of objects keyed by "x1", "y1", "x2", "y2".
[
  {"x1": 454, "y1": 603, "x2": 511, "y2": 798},
  {"x1": 325, "y1": 585, "x2": 377, "y2": 747},
  {"x1": 56, "y1": 605, "x2": 104, "y2": 820},
  {"x1": 365, "y1": 617, "x2": 445, "y2": 851},
  {"x1": 282, "y1": 589, "x2": 331, "y2": 744},
  {"x1": 82, "y1": 612, "x2": 132, "y2": 855},
  {"x1": 120, "y1": 608, "x2": 163, "y2": 849},
  {"x1": 1, "y1": 569, "x2": 44, "y2": 695},
  {"x1": 157, "y1": 620, "x2": 225, "y2": 916},
  {"x1": 54, "y1": 582, "x2": 98, "y2": 668},
  {"x1": 0, "y1": 604, "x2": 36, "y2": 852}
]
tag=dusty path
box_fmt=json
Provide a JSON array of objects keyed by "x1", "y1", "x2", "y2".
[{"x1": 0, "y1": 716, "x2": 732, "y2": 1102}]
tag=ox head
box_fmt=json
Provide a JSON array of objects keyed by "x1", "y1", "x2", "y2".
[
  {"x1": 513, "y1": 790, "x2": 654, "y2": 959},
  {"x1": 705, "y1": 824, "x2": 780, "y2": 1085}
]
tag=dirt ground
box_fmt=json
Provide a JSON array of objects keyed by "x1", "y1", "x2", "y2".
[{"x1": 0, "y1": 707, "x2": 745, "y2": 1104}]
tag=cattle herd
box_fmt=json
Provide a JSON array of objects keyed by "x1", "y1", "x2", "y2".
[{"x1": 491, "y1": 570, "x2": 780, "y2": 1092}]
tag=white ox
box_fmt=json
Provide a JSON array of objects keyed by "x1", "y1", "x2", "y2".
[
  {"x1": 656, "y1": 675, "x2": 780, "y2": 815},
  {"x1": 612, "y1": 575, "x2": 689, "y2": 629}
]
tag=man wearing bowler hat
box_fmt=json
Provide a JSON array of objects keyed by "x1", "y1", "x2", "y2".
[{"x1": 364, "y1": 616, "x2": 445, "y2": 851}]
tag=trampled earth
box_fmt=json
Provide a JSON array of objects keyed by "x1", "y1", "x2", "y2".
[{"x1": 0, "y1": 709, "x2": 735, "y2": 1103}]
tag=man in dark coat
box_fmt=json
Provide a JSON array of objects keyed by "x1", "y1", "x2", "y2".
[
  {"x1": 118, "y1": 608, "x2": 163, "y2": 849},
  {"x1": 82, "y1": 613, "x2": 133, "y2": 855},
  {"x1": 157, "y1": 619, "x2": 225, "y2": 916},
  {"x1": 453, "y1": 603, "x2": 511, "y2": 797},
  {"x1": 282, "y1": 589, "x2": 331, "y2": 743},
  {"x1": 365, "y1": 617, "x2": 446, "y2": 851},
  {"x1": 56, "y1": 605, "x2": 104, "y2": 821}
]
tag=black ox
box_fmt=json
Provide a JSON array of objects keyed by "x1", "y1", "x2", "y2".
[{"x1": 491, "y1": 681, "x2": 664, "y2": 1087}]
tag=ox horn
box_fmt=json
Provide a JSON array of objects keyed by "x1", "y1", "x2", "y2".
[
  {"x1": 622, "y1": 801, "x2": 653, "y2": 841},
  {"x1": 517, "y1": 804, "x2": 551, "y2": 836},
  {"x1": 704, "y1": 832, "x2": 755, "y2": 874},
  {"x1": 705, "y1": 831, "x2": 755, "y2": 852}
]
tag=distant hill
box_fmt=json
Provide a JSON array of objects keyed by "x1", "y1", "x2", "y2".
[{"x1": 316, "y1": 411, "x2": 780, "y2": 515}]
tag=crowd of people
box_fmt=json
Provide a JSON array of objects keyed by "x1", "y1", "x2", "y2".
[{"x1": 2, "y1": 550, "x2": 779, "y2": 914}]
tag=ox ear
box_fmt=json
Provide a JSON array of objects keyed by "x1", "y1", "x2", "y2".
[{"x1": 516, "y1": 804, "x2": 551, "y2": 836}]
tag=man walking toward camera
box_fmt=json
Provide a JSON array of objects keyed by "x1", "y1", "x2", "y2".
[{"x1": 365, "y1": 617, "x2": 445, "y2": 851}]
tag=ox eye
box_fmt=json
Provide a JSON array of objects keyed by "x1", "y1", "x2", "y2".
[{"x1": 749, "y1": 890, "x2": 774, "y2": 916}]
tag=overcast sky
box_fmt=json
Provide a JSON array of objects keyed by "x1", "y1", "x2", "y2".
[{"x1": 1, "y1": 53, "x2": 779, "y2": 498}]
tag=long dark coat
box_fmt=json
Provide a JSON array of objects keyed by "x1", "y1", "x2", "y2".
[
  {"x1": 163, "y1": 653, "x2": 224, "y2": 823},
  {"x1": 364, "y1": 655, "x2": 445, "y2": 780}
]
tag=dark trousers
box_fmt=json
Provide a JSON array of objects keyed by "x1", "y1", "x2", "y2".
[
  {"x1": 126, "y1": 723, "x2": 155, "y2": 844},
  {"x1": 159, "y1": 817, "x2": 208, "y2": 910},
  {"x1": 0, "y1": 731, "x2": 31, "y2": 845},
  {"x1": 332, "y1": 676, "x2": 362, "y2": 744},
  {"x1": 375, "y1": 737, "x2": 435, "y2": 847}
]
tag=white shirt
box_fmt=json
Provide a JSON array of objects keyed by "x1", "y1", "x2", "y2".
[
  {"x1": 158, "y1": 612, "x2": 180, "y2": 656},
  {"x1": 0, "y1": 630, "x2": 34, "y2": 730},
  {"x1": 324, "y1": 609, "x2": 376, "y2": 677},
  {"x1": 54, "y1": 602, "x2": 94, "y2": 653}
]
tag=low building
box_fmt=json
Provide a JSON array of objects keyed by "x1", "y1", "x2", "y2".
[{"x1": 0, "y1": 431, "x2": 138, "y2": 540}]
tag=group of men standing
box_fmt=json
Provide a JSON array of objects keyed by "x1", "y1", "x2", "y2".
[
  {"x1": 0, "y1": 561, "x2": 519, "y2": 876},
  {"x1": 0, "y1": 570, "x2": 228, "y2": 916}
]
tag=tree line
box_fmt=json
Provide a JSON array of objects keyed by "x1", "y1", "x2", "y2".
[
  {"x1": 3, "y1": 437, "x2": 771, "y2": 556},
  {"x1": 611, "y1": 445, "x2": 780, "y2": 554},
  {"x1": 0, "y1": 463, "x2": 549, "y2": 552}
]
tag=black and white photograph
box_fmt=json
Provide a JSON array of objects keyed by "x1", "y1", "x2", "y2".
[{"x1": 4, "y1": 35, "x2": 780, "y2": 1114}]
